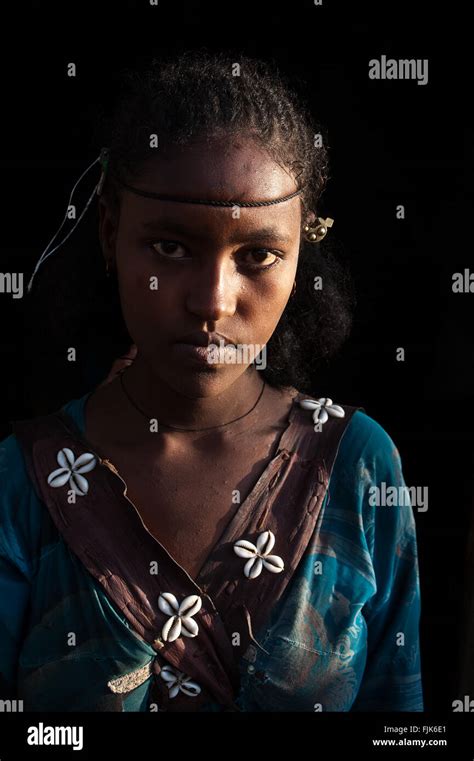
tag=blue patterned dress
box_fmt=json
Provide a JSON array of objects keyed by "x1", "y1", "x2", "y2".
[{"x1": 0, "y1": 391, "x2": 423, "y2": 711}]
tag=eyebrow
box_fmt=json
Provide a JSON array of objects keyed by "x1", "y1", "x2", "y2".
[{"x1": 140, "y1": 218, "x2": 293, "y2": 245}]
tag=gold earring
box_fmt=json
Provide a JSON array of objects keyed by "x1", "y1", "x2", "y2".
[{"x1": 303, "y1": 216, "x2": 334, "y2": 243}]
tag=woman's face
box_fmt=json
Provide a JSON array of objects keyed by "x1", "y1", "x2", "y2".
[{"x1": 100, "y1": 138, "x2": 305, "y2": 398}]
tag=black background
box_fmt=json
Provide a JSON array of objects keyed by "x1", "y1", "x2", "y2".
[{"x1": 0, "y1": 0, "x2": 471, "y2": 716}]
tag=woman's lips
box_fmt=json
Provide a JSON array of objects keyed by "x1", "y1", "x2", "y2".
[
  {"x1": 175, "y1": 330, "x2": 234, "y2": 347},
  {"x1": 171, "y1": 342, "x2": 218, "y2": 366}
]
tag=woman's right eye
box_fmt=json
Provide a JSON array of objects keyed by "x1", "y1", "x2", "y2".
[{"x1": 149, "y1": 240, "x2": 188, "y2": 260}]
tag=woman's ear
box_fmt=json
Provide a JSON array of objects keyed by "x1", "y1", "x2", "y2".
[{"x1": 303, "y1": 210, "x2": 317, "y2": 228}]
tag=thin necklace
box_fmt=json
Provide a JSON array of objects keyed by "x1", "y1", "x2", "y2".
[{"x1": 119, "y1": 371, "x2": 267, "y2": 432}]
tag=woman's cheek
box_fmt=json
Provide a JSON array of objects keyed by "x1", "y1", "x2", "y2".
[
  {"x1": 247, "y1": 276, "x2": 294, "y2": 329},
  {"x1": 117, "y1": 270, "x2": 153, "y2": 332}
]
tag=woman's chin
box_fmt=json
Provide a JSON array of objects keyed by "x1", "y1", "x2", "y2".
[
  {"x1": 152, "y1": 364, "x2": 231, "y2": 398},
  {"x1": 163, "y1": 363, "x2": 252, "y2": 399}
]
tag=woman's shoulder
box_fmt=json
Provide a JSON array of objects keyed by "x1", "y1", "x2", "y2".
[
  {"x1": 1, "y1": 390, "x2": 92, "y2": 478},
  {"x1": 292, "y1": 390, "x2": 402, "y2": 469},
  {"x1": 0, "y1": 429, "x2": 42, "y2": 576},
  {"x1": 333, "y1": 406, "x2": 407, "y2": 510},
  {"x1": 0, "y1": 391, "x2": 92, "y2": 571},
  {"x1": 340, "y1": 407, "x2": 402, "y2": 466}
]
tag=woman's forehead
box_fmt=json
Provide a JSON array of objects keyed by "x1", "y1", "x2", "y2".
[
  {"x1": 120, "y1": 186, "x2": 303, "y2": 240},
  {"x1": 130, "y1": 139, "x2": 298, "y2": 204}
]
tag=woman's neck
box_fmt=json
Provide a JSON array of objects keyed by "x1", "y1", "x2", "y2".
[
  {"x1": 117, "y1": 354, "x2": 266, "y2": 433},
  {"x1": 84, "y1": 359, "x2": 297, "y2": 456}
]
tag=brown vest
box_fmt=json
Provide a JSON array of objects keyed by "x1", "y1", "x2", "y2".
[{"x1": 11, "y1": 394, "x2": 362, "y2": 711}]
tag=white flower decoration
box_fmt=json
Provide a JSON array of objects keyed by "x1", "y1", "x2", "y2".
[
  {"x1": 47, "y1": 447, "x2": 97, "y2": 496},
  {"x1": 233, "y1": 530, "x2": 285, "y2": 579},
  {"x1": 158, "y1": 593, "x2": 202, "y2": 642},
  {"x1": 160, "y1": 664, "x2": 201, "y2": 699},
  {"x1": 299, "y1": 397, "x2": 345, "y2": 427}
]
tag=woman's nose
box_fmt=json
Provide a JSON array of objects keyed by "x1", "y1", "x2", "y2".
[{"x1": 185, "y1": 262, "x2": 237, "y2": 322}]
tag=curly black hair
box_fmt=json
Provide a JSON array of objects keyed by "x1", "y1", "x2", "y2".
[{"x1": 25, "y1": 48, "x2": 355, "y2": 413}]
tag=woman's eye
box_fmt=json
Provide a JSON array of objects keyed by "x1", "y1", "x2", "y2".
[
  {"x1": 149, "y1": 241, "x2": 280, "y2": 270},
  {"x1": 150, "y1": 240, "x2": 188, "y2": 259},
  {"x1": 240, "y1": 249, "x2": 280, "y2": 269}
]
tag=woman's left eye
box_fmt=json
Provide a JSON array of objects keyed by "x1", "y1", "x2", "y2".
[{"x1": 238, "y1": 249, "x2": 280, "y2": 269}]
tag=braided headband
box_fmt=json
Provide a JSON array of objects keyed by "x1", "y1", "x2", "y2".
[
  {"x1": 115, "y1": 176, "x2": 305, "y2": 208},
  {"x1": 113, "y1": 175, "x2": 333, "y2": 242},
  {"x1": 100, "y1": 147, "x2": 304, "y2": 208}
]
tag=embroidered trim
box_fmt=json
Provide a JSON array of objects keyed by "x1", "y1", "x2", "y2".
[{"x1": 107, "y1": 660, "x2": 154, "y2": 694}]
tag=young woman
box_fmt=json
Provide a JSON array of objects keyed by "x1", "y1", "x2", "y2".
[{"x1": 0, "y1": 50, "x2": 423, "y2": 712}]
